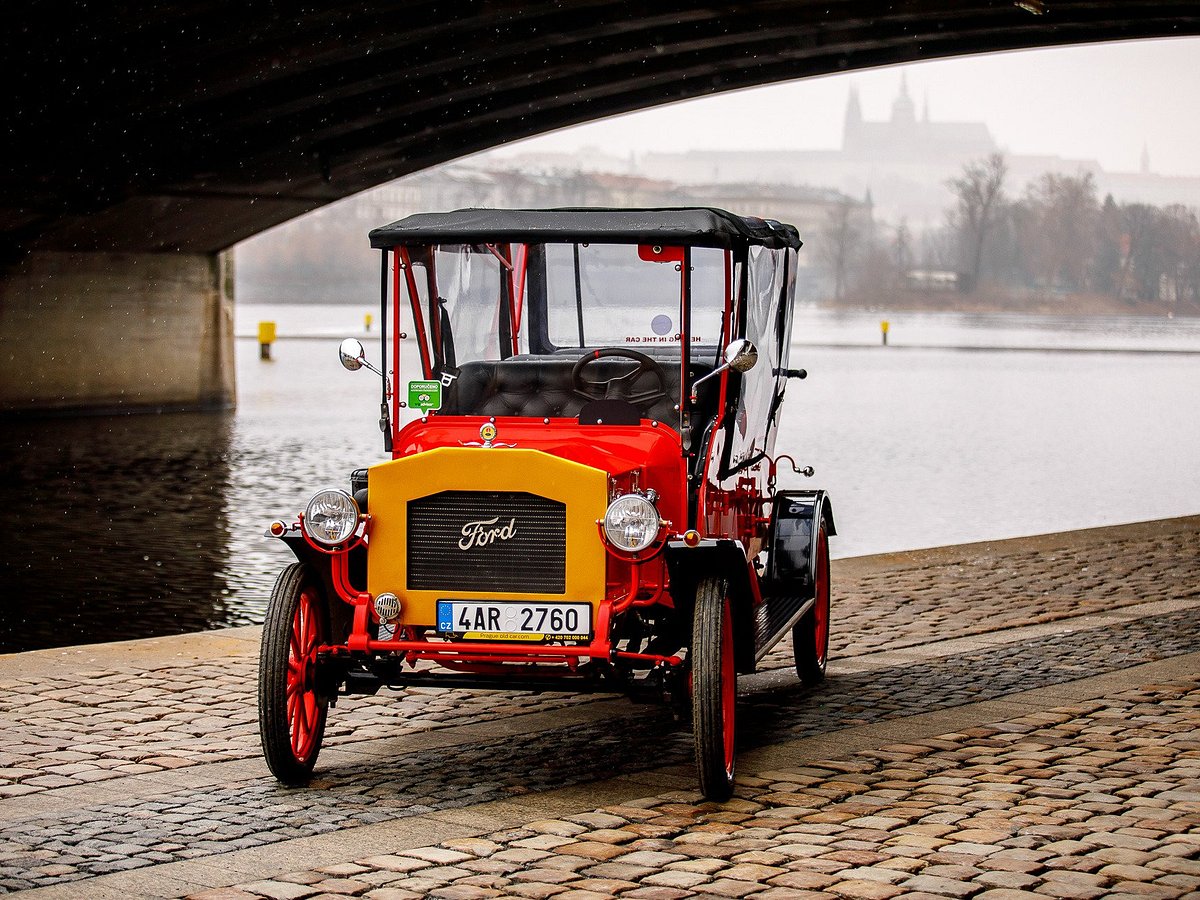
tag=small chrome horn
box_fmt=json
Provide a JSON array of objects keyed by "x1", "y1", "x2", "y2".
[{"x1": 373, "y1": 592, "x2": 401, "y2": 622}]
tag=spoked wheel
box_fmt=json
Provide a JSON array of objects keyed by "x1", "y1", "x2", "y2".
[
  {"x1": 691, "y1": 575, "x2": 737, "y2": 801},
  {"x1": 259, "y1": 563, "x2": 329, "y2": 784},
  {"x1": 793, "y1": 524, "x2": 831, "y2": 684}
]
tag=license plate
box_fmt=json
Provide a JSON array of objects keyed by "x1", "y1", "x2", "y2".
[{"x1": 436, "y1": 601, "x2": 591, "y2": 642}]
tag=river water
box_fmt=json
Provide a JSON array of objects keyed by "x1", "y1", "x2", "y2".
[{"x1": 2, "y1": 306, "x2": 1198, "y2": 652}]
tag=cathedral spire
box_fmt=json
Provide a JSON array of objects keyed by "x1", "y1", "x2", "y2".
[
  {"x1": 846, "y1": 86, "x2": 863, "y2": 126},
  {"x1": 892, "y1": 73, "x2": 915, "y2": 125},
  {"x1": 843, "y1": 86, "x2": 863, "y2": 150}
]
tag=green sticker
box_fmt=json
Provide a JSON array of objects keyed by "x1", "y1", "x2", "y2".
[{"x1": 408, "y1": 380, "x2": 442, "y2": 412}]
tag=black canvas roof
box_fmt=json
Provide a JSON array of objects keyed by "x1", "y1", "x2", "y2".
[{"x1": 368, "y1": 207, "x2": 802, "y2": 251}]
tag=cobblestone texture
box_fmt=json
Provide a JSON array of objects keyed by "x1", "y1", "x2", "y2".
[
  {"x1": 0, "y1": 662, "x2": 599, "y2": 797},
  {"x1": 757, "y1": 528, "x2": 1200, "y2": 671},
  {"x1": 0, "y1": 519, "x2": 1197, "y2": 896},
  {"x1": 199, "y1": 677, "x2": 1200, "y2": 900},
  {"x1": 0, "y1": 605, "x2": 1196, "y2": 891}
]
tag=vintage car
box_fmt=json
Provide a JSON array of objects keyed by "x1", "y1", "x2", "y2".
[{"x1": 259, "y1": 207, "x2": 834, "y2": 800}]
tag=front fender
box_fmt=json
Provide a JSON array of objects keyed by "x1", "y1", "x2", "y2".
[
  {"x1": 664, "y1": 539, "x2": 758, "y2": 674},
  {"x1": 269, "y1": 533, "x2": 363, "y2": 642}
]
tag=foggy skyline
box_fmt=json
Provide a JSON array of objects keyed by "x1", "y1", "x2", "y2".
[{"x1": 486, "y1": 37, "x2": 1200, "y2": 179}]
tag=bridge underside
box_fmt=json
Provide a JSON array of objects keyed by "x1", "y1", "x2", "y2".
[
  {"x1": 2, "y1": 2, "x2": 1197, "y2": 412},
  {"x1": 5, "y1": 1, "x2": 1199, "y2": 255}
]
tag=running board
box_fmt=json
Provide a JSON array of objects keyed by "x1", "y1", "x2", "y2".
[{"x1": 753, "y1": 593, "x2": 815, "y2": 662}]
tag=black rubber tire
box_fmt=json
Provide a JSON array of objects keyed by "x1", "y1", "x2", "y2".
[
  {"x1": 691, "y1": 575, "x2": 737, "y2": 801},
  {"x1": 259, "y1": 563, "x2": 329, "y2": 784},
  {"x1": 793, "y1": 524, "x2": 831, "y2": 685}
]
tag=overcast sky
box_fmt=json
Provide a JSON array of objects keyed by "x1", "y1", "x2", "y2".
[{"x1": 488, "y1": 37, "x2": 1200, "y2": 178}]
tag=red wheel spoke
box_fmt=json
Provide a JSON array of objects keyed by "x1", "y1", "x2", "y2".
[
  {"x1": 282, "y1": 587, "x2": 324, "y2": 763},
  {"x1": 298, "y1": 695, "x2": 311, "y2": 733},
  {"x1": 289, "y1": 630, "x2": 303, "y2": 666},
  {"x1": 299, "y1": 600, "x2": 312, "y2": 649}
]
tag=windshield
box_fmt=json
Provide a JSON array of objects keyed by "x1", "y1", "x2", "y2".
[
  {"x1": 542, "y1": 243, "x2": 727, "y2": 352},
  {"x1": 398, "y1": 242, "x2": 732, "y2": 369},
  {"x1": 383, "y1": 235, "x2": 797, "y2": 457}
]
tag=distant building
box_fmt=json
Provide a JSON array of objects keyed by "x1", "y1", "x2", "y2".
[
  {"x1": 632, "y1": 80, "x2": 1200, "y2": 229},
  {"x1": 237, "y1": 166, "x2": 868, "y2": 303},
  {"x1": 635, "y1": 80, "x2": 1005, "y2": 226},
  {"x1": 662, "y1": 180, "x2": 872, "y2": 299}
]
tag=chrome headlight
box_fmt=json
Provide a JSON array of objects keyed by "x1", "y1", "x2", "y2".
[
  {"x1": 303, "y1": 489, "x2": 360, "y2": 545},
  {"x1": 603, "y1": 493, "x2": 661, "y2": 552}
]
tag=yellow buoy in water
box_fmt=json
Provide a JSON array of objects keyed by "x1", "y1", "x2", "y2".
[{"x1": 258, "y1": 321, "x2": 276, "y2": 360}]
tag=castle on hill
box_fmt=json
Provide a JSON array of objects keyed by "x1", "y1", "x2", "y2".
[
  {"x1": 627, "y1": 79, "x2": 1200, "y2": 229},
  {"x1": 238, "y1": 79, "x2": 1200, "y2": 305},
  {"x1": 842, "y1": 75, "x2": 996, "y2": 164}
]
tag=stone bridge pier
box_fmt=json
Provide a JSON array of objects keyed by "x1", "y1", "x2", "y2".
[{"x1": 0, "y1": 251, "x2": 235, "y2": 414}]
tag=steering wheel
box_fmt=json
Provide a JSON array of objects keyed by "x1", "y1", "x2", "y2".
[{"x1": 571, "y1": 348, "x2": 670, "y2": 406}]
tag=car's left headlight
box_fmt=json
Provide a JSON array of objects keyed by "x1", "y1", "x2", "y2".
[
  {"x1": 303, "y1": 489, "x2": 360, "y2": 545},
  {"x1": 603, "y1": 493, "x2": 661, "y2": 552}
]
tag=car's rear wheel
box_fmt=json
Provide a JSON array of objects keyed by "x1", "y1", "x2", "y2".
[
  {"x1": 691, "y1": 575, "x2": 737, "y2": 801},
  {"x1": 793, "y1": 524, "x2": 831, "y2": 684},
  {"x1": 259, "y1": 563, "x2": 328, "y2": 784}
]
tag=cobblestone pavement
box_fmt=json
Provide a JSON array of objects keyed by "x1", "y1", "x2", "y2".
[
  {"x1": 199, "y1": 676, "x2": 1200, "y2": 900},
  {"x1": 0, "y1": 517, "x2": 1197, "y2": 898}
]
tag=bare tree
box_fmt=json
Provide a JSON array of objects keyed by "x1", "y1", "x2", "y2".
[
  {"x1": 1161, "y1": 205, "x2": 1200, "y2": 303},
  {"x1": 821, "y1": 198, "x2": 862, "y2": 301},
  {"x1": 1091, "y1": 194, "x2": 1124, "y2": 297},
  {"x1": 893, "y1": 218, "x2": 913, "y2": 279},
  {"x1": 1119, "y1": 203, "x2": 1166, "y2": 302},
  {"x1": 947, "y1": 153, "x2": 1008, "y2": 293},
  {"x1": 1022, "y1": 171, "x2": 1099, "y2": 291}
]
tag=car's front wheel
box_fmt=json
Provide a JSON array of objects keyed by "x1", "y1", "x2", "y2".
[
  {"x1": 259, "y1": 563, "x2": 329, "y2": 784},
  {"x1": 691, "y1": 575, "x2": 737, "y2": 801}
]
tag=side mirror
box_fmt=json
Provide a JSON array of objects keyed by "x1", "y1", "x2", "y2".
[
  {"x1": 339, "y1": 338, "x2": 366, "y2": 371},
  {"x1": 724, "y1": 338, "x2": 758, "y2": 373},
  {"x1": 339, "y1": 337, "x2": 383, "y2": 376},
  {"x1": 690, "y1": 339, "x2": 759, "y2": 403}
]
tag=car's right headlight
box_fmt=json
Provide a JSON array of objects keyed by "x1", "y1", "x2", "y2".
[
  {"x1": 602, "y1": 493, "x2": 661, "y2": 552},
  {"x1": 303, "y1": 488, "x2": 360, "y2": 545}
]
